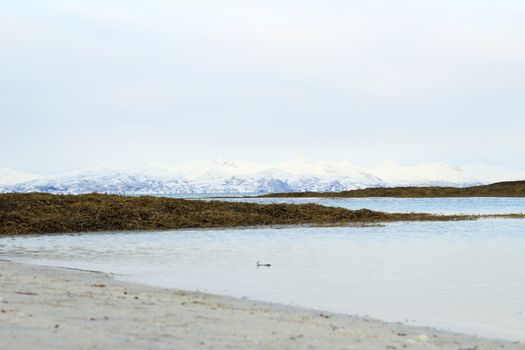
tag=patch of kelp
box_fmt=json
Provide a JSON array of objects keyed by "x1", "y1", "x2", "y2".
[
  {"x1": 258, "y1": 180, "x2": 525, "y2": 198},
  {"x1": 0, "y1": 193, "x2": 493, "y2": 236}
]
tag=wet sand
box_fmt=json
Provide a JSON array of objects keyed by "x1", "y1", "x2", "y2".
[{"x1": 0, "y1": 260, "x2": 523, "y2": 349}]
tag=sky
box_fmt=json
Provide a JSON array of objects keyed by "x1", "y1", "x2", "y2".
[{"x1": 1, "y1": 0, "x2": 525, "y2": 173}]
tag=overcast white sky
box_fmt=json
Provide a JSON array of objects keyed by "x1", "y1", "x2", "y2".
[{"x1": 1, "y1": 0, "x2": 524, "y2": 173}]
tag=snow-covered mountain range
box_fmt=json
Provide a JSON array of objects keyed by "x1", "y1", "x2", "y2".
[{"x1": 1, "y1": 158, "x2": 523, "y2": 195}]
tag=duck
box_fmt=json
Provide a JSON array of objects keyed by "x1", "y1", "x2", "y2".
[{"x1": 256, "y1": 260, "x2": 272, "y2": 267}]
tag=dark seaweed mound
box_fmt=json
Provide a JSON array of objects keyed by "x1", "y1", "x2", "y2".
[
  {"x1": 0, "y1": 193, "x2": 480, "y2": 235},
  {"x1": 259, "y1": 181, "x2": 525, "y2": 198}
]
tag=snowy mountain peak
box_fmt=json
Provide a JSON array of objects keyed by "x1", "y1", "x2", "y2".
[
  {"x1": 275, "y1": 157, "x2": 378, "y2": 180},
  {"x1": 1, "y1": 158, "x2": 520, "y2": 195},
  {"x1": 166, "y1": 159, "x2": 266, "y2": 180}
]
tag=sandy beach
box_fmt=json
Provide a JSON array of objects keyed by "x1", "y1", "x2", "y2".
[{"x1": 0, "y1": 260, "x2": 522, "y2": 349}]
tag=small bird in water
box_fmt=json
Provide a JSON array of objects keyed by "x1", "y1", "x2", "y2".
[{"x1": 256, "y1": 261, "x2": 271, "y2": 267}]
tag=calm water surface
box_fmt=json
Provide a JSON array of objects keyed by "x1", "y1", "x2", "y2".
[
  {"x1": 211, "y1": 196, "x2": 525, "y2": 215},
  {"x1": 1, "y1": 198, "x2": 524, "y2": 341}
]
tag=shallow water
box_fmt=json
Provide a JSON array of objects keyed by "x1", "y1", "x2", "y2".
[
  {"x1": 1, "y1": 219, "x2": 524, "y2": 341},
  {"x1": 211, "y1": 196, "x2": 525, "y2": 215}
]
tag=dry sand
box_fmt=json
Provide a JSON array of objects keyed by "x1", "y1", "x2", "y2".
[{"x1": 0, "y1": 260, "x2": 523, "y2": 350}]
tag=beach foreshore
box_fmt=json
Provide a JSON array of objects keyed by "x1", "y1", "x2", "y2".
[{"x1": 0, "y1": 260, "x2": 522, "y2": 350}]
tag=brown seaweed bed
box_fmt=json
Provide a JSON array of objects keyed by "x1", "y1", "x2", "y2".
[
  {"x1": 257, "y1": 180, "x2": 525, "y2": 198},
  {"x1": 1, "y1": 193, "x2": 524, "y2": 235}
]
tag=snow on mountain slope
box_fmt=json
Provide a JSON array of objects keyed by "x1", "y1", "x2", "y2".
[
  {"x1": 0, "y1": 168, "x2": 41, "y2": 186},
  {"x1": 462, "y1": 165, "x2": 525, "y2": 184},
  {"x1": 6, "y1": 167, "x2": 190, "y2": 195},
  {"x1": 1, "y1": 158, "x2": 518, "y2": 195},
  {"x1": 371, "y1": 161, "x2": 482, "y2": 187},
  {"x1": 167, "y1": 159, "x2": 266, "y2": 180},
  {"x1": 277, "y1": 157, "x2": 365, "y2": 176}
]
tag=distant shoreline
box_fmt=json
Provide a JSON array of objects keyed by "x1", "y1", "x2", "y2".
[
  {"x1": 256, "y1": 180, "x2": 525, "y2": 198},
  {"x1": 1, "y1": 192, "x2": 525, "y2": 236}
]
